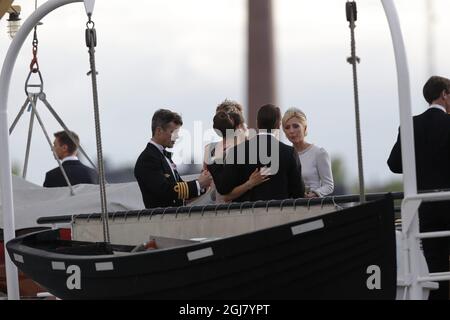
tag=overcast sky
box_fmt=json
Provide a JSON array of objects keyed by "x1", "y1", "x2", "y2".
[{"x1": 1, "y1": 0, "x2": 449, "y2": 188}]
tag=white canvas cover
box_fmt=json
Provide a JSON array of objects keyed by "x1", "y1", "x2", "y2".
[{"x1": 0, "y1": 175, "x2": 144, "y2": 230}]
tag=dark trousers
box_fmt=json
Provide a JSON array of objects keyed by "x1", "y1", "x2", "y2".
[{"x1": 420, "y1": 202, "x2": 450, "y2": 300}]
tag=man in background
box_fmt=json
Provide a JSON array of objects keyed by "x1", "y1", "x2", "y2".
[
  {"x1": 388, "y1": 75, "x2": 450, "y2": 300},
  {"x1": 43, "y1": 130, "x2": 97, "y2": 187}
]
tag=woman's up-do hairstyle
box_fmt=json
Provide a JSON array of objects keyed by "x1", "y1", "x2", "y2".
[
  {"x1": 216, "y1": 99, "x2": 245, "y2": 126},
  {"x1": 213, "y1": 111, "x2": 235, "y2": 138}
]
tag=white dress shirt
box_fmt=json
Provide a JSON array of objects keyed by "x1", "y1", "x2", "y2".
[
  {"x1": 430, "y1": 104, "x2": 446, "y2": 113},
  {"x1": 61, "y1": 155, "x2": 79, "y2": 163}
]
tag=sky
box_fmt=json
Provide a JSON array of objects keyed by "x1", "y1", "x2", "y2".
[{"x1": 0, "y1": 0, "x2": 449, "y2": 188}]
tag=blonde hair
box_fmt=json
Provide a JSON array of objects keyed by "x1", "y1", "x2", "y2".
[{"x1": 282, "y1": 107, "x2": 307, "y2": 127}]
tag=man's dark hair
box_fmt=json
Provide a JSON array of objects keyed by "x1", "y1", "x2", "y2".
[
  {"x1": 423, "y1": 76, "x2": 450, "y2": 104},
  {"x1": 54, "y1": 130, "x2": 79, "y2": 154},
  {"x1": 151, "y1": 109, "x2": 183, "y2": 135},
  {"x1": 257, "y1": 104, "x2": 281, "y2": 130}
]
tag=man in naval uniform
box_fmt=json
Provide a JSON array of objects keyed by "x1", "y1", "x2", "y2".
[{"x1": 134, "y1": 109, "x2": 212, "y2": 208}]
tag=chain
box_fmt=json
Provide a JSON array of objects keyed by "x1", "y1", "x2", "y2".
[
  {"x1": 29, "y1": 1, "x2": 40, "y2": 73},
  {"x1": 29, "y1": 28, "x2": 39, "y2": 73},
  {"x1": 86, "y1": 17, "x2": 110, "y2": 243},
  {"x1": 346, "y1": 1, "x2": 365, "y2": 203}
]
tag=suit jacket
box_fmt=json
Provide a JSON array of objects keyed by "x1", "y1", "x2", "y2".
[
  {"x1": 134, "y1": 143, "x2": 199, "y2": 208},
  {"x1": 43, "y1": 160, "x2": 97, "y2": 188},
  {"x1": 387, "y1": 108, "x2": 450, "y2": 191},
  {"x1": 387, "y1": 107, "x2": 450, "y2": 300},
  {"x1": 212, "y1": 134, "x2": 305, "y2": 202}
]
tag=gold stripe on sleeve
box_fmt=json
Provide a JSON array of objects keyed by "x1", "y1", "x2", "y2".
[
  {"x1": 174, "y1": 183, "x2": 182, "y2": 199},
  {"x1": 185, "y1": 182, "x2": 190, "y2": 199},
  {"x1": 182, "y1": 182, "x2": 188, "y2": 199}
]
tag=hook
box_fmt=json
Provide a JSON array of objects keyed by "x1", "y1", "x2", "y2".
[
  {"x1": 149, "y1": 208, "x2": 157, "y2": 221},
  {"x1": 175, "y1": 206, "x2": 183, "y2": 218},
  {"x1": 239, "y1": 201, "x2": 251, "y2": 214},
  {"x1": 332, "y1": 196, "x2": 343, "y2": 210},
  {"x1": 214, "y1": 204, "x2": 221, "y2": 216},
  {"x1": 136, "y1": 210, "x2": 143, "y2": 221},
  {"x1": 307, "y1": 198, "x2": 313, "y2": 211},
  {"x1": 320, "y1": 197, "x2": 328, "y2": 209},
  {"x1": 188, "y1": 205, "x2": 195, "y2": 218},
  {"x1": 161, "y1": 207, "x2": 170, "y2": 219},
  {"x1": 280, "y1": 199, "x2": 289, "y2": 212},
  {"x1": 265, "y1": 200, "x2": 276, "y2": 212},
  {"x1": 201, "y1": 205, "x2": 208, "y2": 217},
  {"x1": 293, "y1": 198, "x2": 301, "y2": 211},
  {"x1": 251, "y1": 200, "x2": 265, "y2": 213},
  {"x1": 227, "y1": 202, "x2": 234, "y2": 214}
]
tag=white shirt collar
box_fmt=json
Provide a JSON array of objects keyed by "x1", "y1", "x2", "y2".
[
  {"x1": 257, "y1": 131, "x2": 278, "y2": 137},
  {"x1": 430, "y1": 104, "x2": 446, "y2": 113},
  {"x1": 61, "y1": 155, "x2": 78, "y2": 163},
  {"x1": 257, "y1": 130, "x2": 280, "y2": 140},
  {"x1": 257, "y1": 132, "x2": 276, "y2": 136},
  {"x1": 149, "y1": 139, "x2": 164, "y2": 153}
]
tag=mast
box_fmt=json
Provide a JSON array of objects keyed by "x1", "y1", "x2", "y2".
[{"x1": 247, "y1": 0, "x2": 276, "y2": 129}]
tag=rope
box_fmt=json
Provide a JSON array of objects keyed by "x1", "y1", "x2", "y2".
[
  {"x1": 86, "y1": 17, "x2": 110, "y2": 243},
  {"x1": 346, "y1": 1, "x2": 365, "y2": 203}
]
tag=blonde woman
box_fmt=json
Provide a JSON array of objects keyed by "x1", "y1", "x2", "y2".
[{"x1": 282, "y1": 108, "x2": 334, "y2": 198}]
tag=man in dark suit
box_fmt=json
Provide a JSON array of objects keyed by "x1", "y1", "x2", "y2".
[
  {"x1": 388, "y1": 75, "x2": 450, "y2": 300},
  {"x1": 43, "y1": 130, "x2": 97, "y2": 187},
  {"x1": 215, "y1": 104, "x2": 305, "y2": 202},
  {"x1": 134, "y1": 109, "x2": 212, "y2": 208}
]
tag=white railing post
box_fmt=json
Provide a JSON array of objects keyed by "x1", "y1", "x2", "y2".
[
  {"x1": 0, "y1": 0, "x2": 84, "y2": 300},
  {"x1": 381, "y1": 0, "x2": 427, "y2": 299}
]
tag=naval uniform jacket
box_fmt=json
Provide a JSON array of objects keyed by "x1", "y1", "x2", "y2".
[{"x1": 134, "y1": 143, "x2": 198, "y2": 208}]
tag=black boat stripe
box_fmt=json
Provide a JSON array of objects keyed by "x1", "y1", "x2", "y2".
[
  {"x1": 13, "y1": 253, "x2": 23, "y2": 263},
  {"x1": 51, "y1": 261, "x2": 66, "y2": 270},
  {"x1": 95, "y1": 262, "x2": 114, "y2": 271},
  {"x1": 187, "y1": 247, "x2": 214, "y2": 261},
  {"x1": 291, "y1": 219, "x2": 324, "y2": 235}
]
